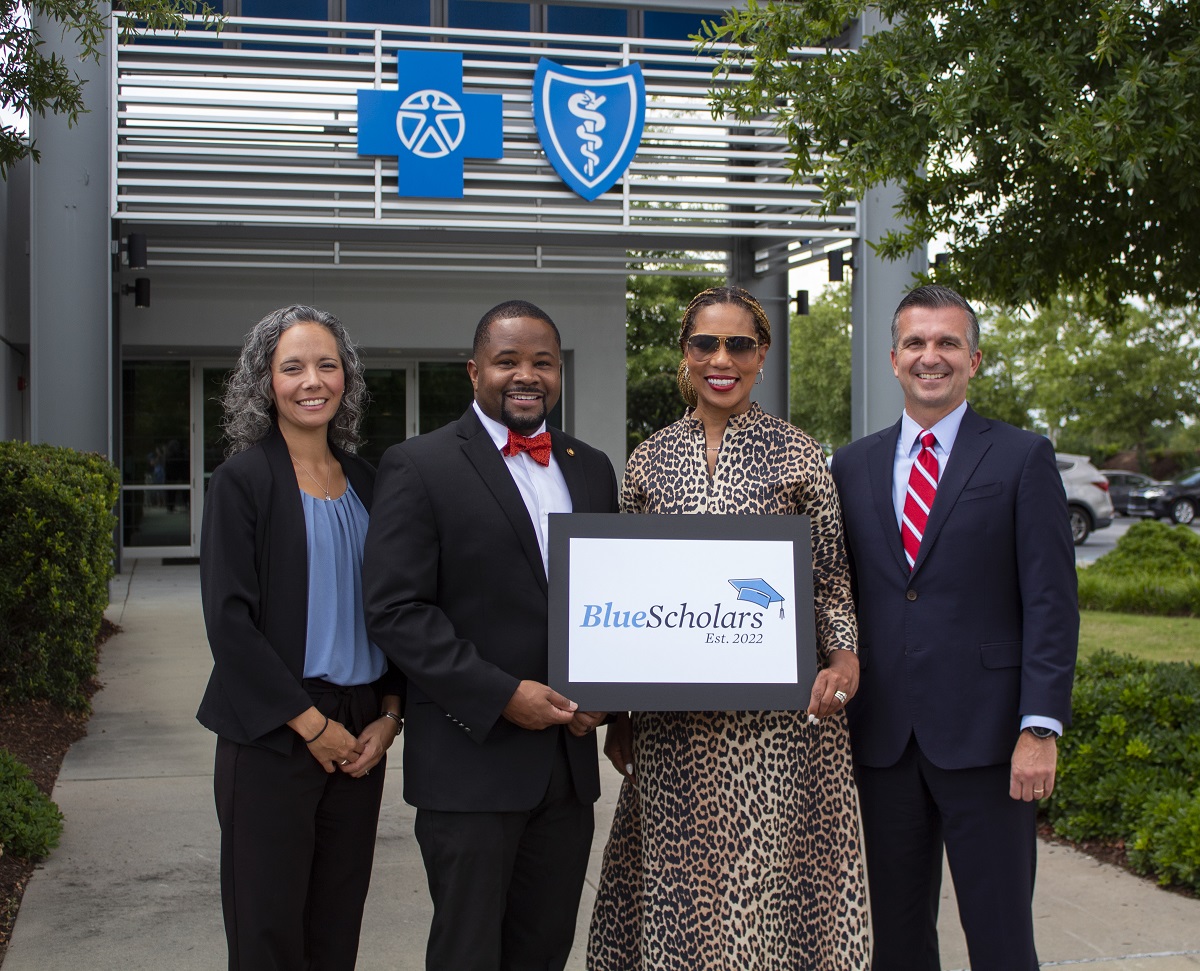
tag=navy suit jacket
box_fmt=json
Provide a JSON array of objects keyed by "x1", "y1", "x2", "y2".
[
  {"x1": 830, "y1": 406, "x2": 1078, "y2": 771},
  {"x1": 362, "y1": 407, "x2": 619, "y2": 812}
]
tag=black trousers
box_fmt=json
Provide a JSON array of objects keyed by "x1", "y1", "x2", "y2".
[
  {"x1": 214, "y1": 685, "x2": 387, "y2": 971},
  {"x1": 855, "y1": 735, "x2": 1039, "y2": 971},
  {"x1": 413, "y1": 734, "x2": 594, "y2": 971}
]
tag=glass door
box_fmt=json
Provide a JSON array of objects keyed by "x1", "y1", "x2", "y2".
[
  {"x1": 119, "y1": 357, "x2": 515, "y2": 559},
  {"x1": 121, "y1": 361, "x2": 194, "y2": 557}
]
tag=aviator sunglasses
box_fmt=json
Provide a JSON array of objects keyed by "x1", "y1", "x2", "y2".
[{"x1": 685, "y1": 333, "x2": 760, "y2": 362}]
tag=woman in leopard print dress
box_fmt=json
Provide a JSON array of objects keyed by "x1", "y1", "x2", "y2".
[{"x1": 587, "y1": 287, "x2": 870, "y2": 970}]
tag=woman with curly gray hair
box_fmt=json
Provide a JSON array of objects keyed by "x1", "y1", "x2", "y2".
[{"x1": 197, "y1": 305, "x2": 403, "y2": 971}]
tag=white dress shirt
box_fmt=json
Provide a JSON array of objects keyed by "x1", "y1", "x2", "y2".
[{"x1": 473, "y1": 400, "x2": 572, "y2": 574}]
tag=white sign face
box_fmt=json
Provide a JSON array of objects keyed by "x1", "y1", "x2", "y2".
[{"x1": 566, "y1": 537, "x2": 799, "y2": 685}]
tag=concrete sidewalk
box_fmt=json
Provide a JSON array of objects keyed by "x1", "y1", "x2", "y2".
[{"x1": 4, "y1": 560, "x2": 1199, "y2": 970}]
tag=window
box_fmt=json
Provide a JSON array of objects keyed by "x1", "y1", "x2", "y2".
[
  {"x1": 346, "y1": 0, "x2": 432, "y2": 26},
  {"x1": 546, "y1": 5, "x2": 628, "y2": 36}
]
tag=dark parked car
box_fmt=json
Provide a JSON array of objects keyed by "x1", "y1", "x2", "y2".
[
  {"x1": 1101, "y1": 470, "x2": 1159, "y2": 516},
  {"x1": 1127, "y1": 468, "x2": 1200, "y2": 525}
]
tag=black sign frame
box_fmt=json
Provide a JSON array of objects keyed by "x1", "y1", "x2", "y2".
[{"x1": 547, "y1": 513, "x2": 817, "y2": 711}]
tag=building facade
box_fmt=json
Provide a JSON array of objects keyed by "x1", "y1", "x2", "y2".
[{"x1": 2, "y1": 0, "x2": 919, "y2": 560}]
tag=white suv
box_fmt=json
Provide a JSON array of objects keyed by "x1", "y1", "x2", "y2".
[{"x1": 1055, "y1": 453, "x2": 1115, "y2": 545}]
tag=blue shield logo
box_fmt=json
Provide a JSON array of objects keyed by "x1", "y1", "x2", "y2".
[{"x1": 532, "y1": 59, "x2": 645, "y2": 202}]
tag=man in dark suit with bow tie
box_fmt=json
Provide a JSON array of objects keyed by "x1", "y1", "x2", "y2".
[
  {"x1": 364, "y1": 300, "x2": 618, "y2": 971},
  {"x1": 830, "y1": 285, "x2": 1078, "y2": 971}
]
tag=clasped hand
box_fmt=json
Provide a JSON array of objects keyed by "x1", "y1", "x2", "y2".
[{"x1": 807, "y1": 648, "x2": 860, "y2": 719}]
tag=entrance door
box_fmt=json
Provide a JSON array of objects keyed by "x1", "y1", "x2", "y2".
[
  {"x1": 121, "y1": 361, "x2": 193, "y2": 557},
  {"x1": 119, "y1": 358, "x2": 492, "y2": 559}
]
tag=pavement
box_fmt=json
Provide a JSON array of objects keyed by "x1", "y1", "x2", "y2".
[{"x1": 4, "y1": 559, "x2": 1199, "y2": 971}]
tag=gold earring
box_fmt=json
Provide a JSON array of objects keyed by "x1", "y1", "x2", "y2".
[{"x1": 676, "y1": 359, "x2": 697, "y2": 408}]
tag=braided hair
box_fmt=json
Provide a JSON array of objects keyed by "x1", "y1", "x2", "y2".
[{"x1": 675, "y1": 286, "x2": 771, "y2": 408}]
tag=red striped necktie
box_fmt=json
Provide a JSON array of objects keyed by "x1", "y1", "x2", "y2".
[{"x1": 901, "y1": 430, "x2": 938, "y2": 570}]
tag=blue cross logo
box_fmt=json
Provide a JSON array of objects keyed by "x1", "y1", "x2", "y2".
[{"x1": 357, "y1": 50, "x2": 503, "y2": 199}]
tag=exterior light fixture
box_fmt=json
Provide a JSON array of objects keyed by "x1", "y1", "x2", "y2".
[
  {"x1": 828, "y1": 250, "x2": 852, "y2": 282},
  {"x1": 126, "y1": 233, "x2": 148, "y2": 269},
  {"x1": 122, "y1": 278, "x2": 151, "y2": 308}
]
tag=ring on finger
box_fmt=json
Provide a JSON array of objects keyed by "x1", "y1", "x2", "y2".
[{"x1": 834, "y1": 690, "x2": 848, "y2": 705}]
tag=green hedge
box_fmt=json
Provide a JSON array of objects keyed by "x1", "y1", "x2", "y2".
[
  {"x1": 1047, "y1": 651, "x2": 1200, "y2": 891},
  {"x1": 0, "y1": 750, "x2": 63, "y2": 861},
  {"x1": 1077, "y1": 520, "x2": 1200, "y2": 616},
  {"x1": 0, "y1": 442, "x2": 120, "y2": 710}
]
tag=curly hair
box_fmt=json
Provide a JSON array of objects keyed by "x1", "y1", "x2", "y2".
[
  {"x1": 221, "y1": 305, "x2": 368, "y2": 455},
  {"x1": 675, "y1": 286, "x2": 771, "y2": 408}
]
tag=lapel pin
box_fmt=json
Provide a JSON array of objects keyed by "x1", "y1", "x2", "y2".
[{"x1": 566, "y1": 448, "x2": 575, "y2": 456}]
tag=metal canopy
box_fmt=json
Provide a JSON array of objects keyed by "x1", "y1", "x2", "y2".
[{"x1": 112, "y1": 15, "x2": 856, "y2": 276}]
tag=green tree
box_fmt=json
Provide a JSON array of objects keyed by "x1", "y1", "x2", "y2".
[
  {"x1": 969, "y1": 314, "x2": 1041, "y2": 431},
  {"x1": 626, "y1": 271, "x2": 721, "y2": 454},
  {"x1": 970, "y1": 297, "x2": 1200, "y2": 458},
  {"x1": 789, "y1": 283, "x2": 851, "y2": 447},
  {"x1": 702, "y1": 0, "x2": 1200, "y2": 308},
  {"x1": 1, "y1": 0, "x2": 222, "y2": 175}
]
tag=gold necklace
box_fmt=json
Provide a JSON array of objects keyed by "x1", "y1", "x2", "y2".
[{"x1": 291, "y1": 452, "x2": 333, "y2": 500}]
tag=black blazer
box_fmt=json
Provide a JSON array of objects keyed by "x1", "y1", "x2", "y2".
[
  {"x1": 197, "y1": 427, "x2": 398, "y2": 755},
  {"x1": 831, "y1": 406, "x2": 1078, "y2": 770},
  {"x1": 363, "y1": 407, "x2": 619, "y2": 812}
]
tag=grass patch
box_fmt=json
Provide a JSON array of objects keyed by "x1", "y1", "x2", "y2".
[{"x1": 1079, "y1": 610, "x2": 1200, "y2": 663}]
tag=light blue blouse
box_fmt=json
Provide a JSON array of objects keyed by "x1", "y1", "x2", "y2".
[{"x1": 300, "y1": 482, "x2": 387, "y2": 686}]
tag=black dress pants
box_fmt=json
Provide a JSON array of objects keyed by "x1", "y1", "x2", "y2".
[
  {"x1": 855, "y1": 735, "x2": 1039, "y2": 971},
  {"x1": 413, "y1": 733, "x2": 594, "y2": 971},
  {"x1": 214, "y1": 729, "x2": 386, "y2": 971}
]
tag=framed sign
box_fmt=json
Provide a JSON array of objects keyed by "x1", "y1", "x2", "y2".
[{"x1": 547, "y1": 513, "x2": 817, "y2": 711}]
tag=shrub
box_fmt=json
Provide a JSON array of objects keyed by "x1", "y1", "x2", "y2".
[
  {"x1": 0, "y1": 441, "x2": 120, "y2": 710},
  {"x1": 1130, "y1": 789, "x2": 1200, "y2": 888},
  {"x1": 1047, "y1": 652, "x2": 1200, "y2": 891},
  {"x1": 1077, "y1": 571, "x2": 1200, "y2": 616},
  {"x1": 1088, "y1": 520, "x2": 1200, "y2": 578},
  {"x1": 0, "y1": 750, "x2": 63, "y2": 861},
  {"x1": 1077, "y1": 520, "x2": 1200, "y2": 616}
]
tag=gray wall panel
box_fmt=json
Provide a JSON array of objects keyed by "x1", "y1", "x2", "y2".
[{"x1": 120, "y1": 266, "x2": 628, "y2": 468}]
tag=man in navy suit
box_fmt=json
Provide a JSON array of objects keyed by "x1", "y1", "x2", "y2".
[
  {"x1": 363, "y1": 300, "x2": 618, "y2": 971},
  {"x1": 830, "y1": 285, "x2": 1078, "y2": 971}
]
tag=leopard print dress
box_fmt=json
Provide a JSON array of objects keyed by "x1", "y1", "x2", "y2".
[{"x1": 587, "y1": 404, "x2": 870, "y2": 971}]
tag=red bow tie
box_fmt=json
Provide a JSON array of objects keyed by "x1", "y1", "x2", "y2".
[{"x1": 502, "y1": 429, "x2": 552, "y2": 466}]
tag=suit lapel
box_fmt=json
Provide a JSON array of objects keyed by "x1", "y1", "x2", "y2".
[
  {"x1": 911, "y1": 405, "x2": 992, "y2": 575},
  {"x1": 335, "y1": 447, "x2": 373, "y2": 509},
  {"x1": 550, "y1": 429, "x2": 589, "y2": 513},
  {"x1": 457, "y1": 409, "x2": 549, "y2": 592},
  {"x1": 866, "y1": 420, "x2": 910, "y2": 576}
]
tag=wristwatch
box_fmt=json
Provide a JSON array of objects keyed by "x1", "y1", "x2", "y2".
[{"x1": 1023, "y1": 725, "x2": 1058, "y2": 739}]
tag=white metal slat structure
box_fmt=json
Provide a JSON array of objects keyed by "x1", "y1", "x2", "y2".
[{"x1": 111, "y1": 14, "x2": 857, "y2": 275}]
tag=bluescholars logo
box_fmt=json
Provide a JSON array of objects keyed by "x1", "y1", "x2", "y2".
[
  {"x1": 532, "y1": 59, "x2": 645, "y2": 201},
  {"x1": 357, "y1": 50, "x2": 503, "y2": 199},
  {"x1": 579, "y1": 577, "x2": 785, "y2": 630}
]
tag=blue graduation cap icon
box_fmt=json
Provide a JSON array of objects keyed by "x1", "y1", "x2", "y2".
[{"x1": 728, "y1": 578, "x2": 785, "y2": 619}]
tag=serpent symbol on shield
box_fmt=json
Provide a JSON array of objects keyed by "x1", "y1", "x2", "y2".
[
  {"x1": 532, "y1": 59, "x2": 645, "y2": 202},
  {"x1": 568, "y1": 90, "x2": 607, "y2": 177}
]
